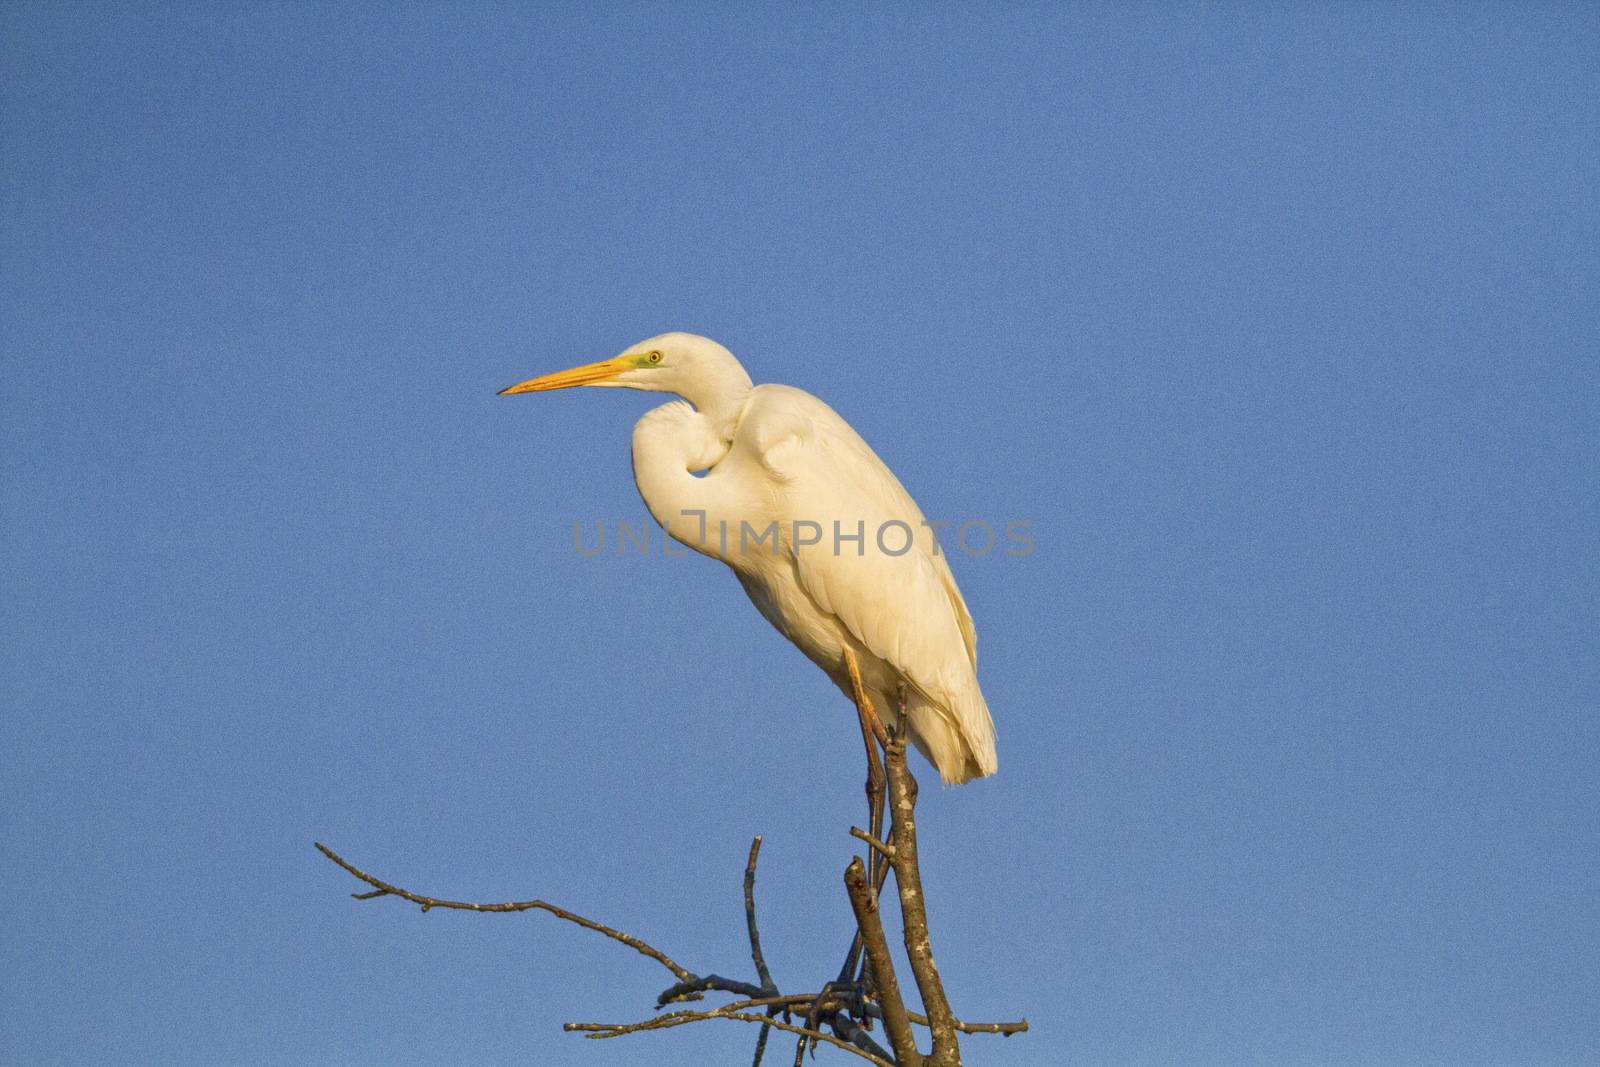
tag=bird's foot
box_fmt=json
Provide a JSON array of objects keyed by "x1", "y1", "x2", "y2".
[{"x1": 807, "y1": 977, "x2": 870, "y2": 1029}]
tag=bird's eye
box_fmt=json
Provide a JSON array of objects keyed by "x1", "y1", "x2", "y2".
[{"x1": 648, "y1": 351, "x2": 662, "y2": 364}]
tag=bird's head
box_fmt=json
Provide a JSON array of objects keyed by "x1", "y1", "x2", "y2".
[{"x1": 497, "y1": 332, "x2": 748, "y2": 400}]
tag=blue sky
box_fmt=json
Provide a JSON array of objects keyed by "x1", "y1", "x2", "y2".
[{"x1": 3, "y1": 3, "x2": 1596, "y2": 1064}]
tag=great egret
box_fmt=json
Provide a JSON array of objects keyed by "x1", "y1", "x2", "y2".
[{"x1": 499, "y1": 333, "x2": 997, "y2": 786}]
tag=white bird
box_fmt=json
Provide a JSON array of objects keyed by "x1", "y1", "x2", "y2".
[{"x1": 500, "y1": 333, "x2": 997, "y2": 785}]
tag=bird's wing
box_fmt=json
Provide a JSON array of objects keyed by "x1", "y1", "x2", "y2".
[
  {"x1": 751, "y1": 387, "x2": 978, "y2": 666},
  {"x1": 938, "y1": 548, "x2": 979, "y2": 669},
  {"x1": 747, "y1": 386, "x2": 985, "y2": 722}
]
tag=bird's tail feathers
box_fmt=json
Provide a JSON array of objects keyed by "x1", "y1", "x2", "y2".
[{"x1": 906, "y1": 685, "x2": 998, "y2": 786}]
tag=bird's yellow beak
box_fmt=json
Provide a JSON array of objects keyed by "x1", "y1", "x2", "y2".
[{"x1": 497, "y1": 355, "x2": 633, "y2": 395}]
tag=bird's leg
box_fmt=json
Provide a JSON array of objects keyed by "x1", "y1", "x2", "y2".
[
  {"x1": 837, "y1": 647, "x2": 889, "y2": 1002},
  {"x1": 845, "y1": 647, "x2": 889, "y2": 887},
  {"x1": 853, "y1": 688, "x2": 909, "y2": 985}
]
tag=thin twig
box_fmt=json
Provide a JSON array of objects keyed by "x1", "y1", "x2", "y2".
[
  {"x1": 566, "y1": 1011, "x2": 894, "y2": 1067},
  {"x1": 742, "y1": 835, "x2": 780, "y2": 1067},
  {"x1": 656, "y1": 974, "x2": 764, "y2": 1006},
  {"x1": 774, "y1": 996, "x2": 1025, "y2": 1037},
  {"x1": 313, "y1": 842, "x2": 694, "y2": 983},
  {"x1": 745, "y1": 836, "x2": 777, "y2": 994},
  {"x1": 699, "y1": 993, "x2": 848, "y2": 1014},
  {"x1": 752, "y1": 1018, "x2": 771, "y2": 1067},
  {"x1": 890, "y1": 1006, "x2": 1031, "y2": 1036},
  {"x1": 849, "y1": 826, "x2": 896, "y2": 861},
  {"x1": 674, "y1": 991, "x2": 1019, "y2": 1034}
]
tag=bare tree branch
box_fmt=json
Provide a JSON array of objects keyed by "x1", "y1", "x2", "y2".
[
  {"x1": 752, "y1": 1016, "x2": 772, "y2": 1067},
  {"x1": 317, "y1": 759, "x2": 1029, "y2": 1064},
  {"x1": 881, "y1": 701, "x2": 960, "y2": 1067},
  {"x1": 655, "y1": 973, "x2": 765, "y2": 1005},
  {"x1": 849, "y1": 826, "x2": 896, "y2": 861},
  {"x1": 845, "y1": 856, "x2": 921, "y2": 1067},
  {"x1": 312, "y1": 842, "x2": 693, "y2": 983},
  {"x1": 906, "y1": 1011, "x2": 1030, "y2": 1037},
  {"x1": 745, "y1": 834, "x2": 781, "y2": 1066},
  {"x1": 566, "y1": 1010, "x2": 895, "y2": 1067},
  {"x1": 745, "y1": 835, "x2": 778, "y2": 994}
]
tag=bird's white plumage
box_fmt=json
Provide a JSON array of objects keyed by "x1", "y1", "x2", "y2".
[
  {"x1": 734, "y1": 385, "x2": 994, "y2": 782},
  {"x1": 506, "y1": 333, "x2": 997, "y2": 784}
]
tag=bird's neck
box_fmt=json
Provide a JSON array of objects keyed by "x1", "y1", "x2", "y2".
[
  {"x1": 680, "y1": 370, "x2": 753, "y2": 444},
  {"x1": 631, "y1": 401, "x2": 747, "y2": 558},
  {"x1": 629, "y1": 353, "x2": 754, "y2": 558}
]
